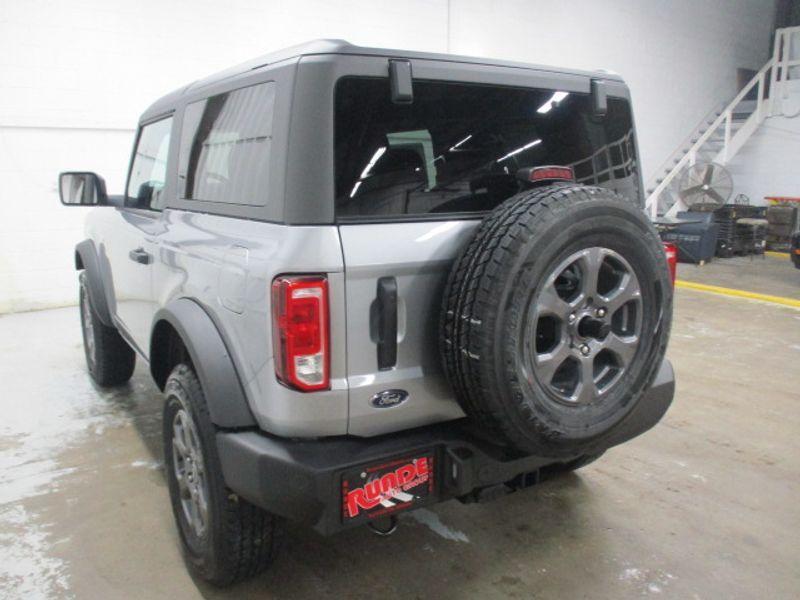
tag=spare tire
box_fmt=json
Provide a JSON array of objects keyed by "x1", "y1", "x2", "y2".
[{"x1": 440, "y1": 184, "x2": 672, "y2": 457}]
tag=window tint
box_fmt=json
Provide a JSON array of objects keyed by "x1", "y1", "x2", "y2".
[
  {"x1": 178, "y1": 81, "x2": 275, "y2": 206},
  {"x1": 127, "y1": 117, "x2": 173, "y2": 210},
  {"x1": 335, "y1": 78, "x2": 639, "y2": 219}
]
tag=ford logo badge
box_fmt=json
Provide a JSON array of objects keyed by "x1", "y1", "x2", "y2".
[{"x1": 370, "y1": 389, "x2": 409, "y2": 408}]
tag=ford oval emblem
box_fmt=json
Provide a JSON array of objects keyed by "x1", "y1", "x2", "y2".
[{"x1": 370, "y1": 389, "x2": 409, "y2": 409}]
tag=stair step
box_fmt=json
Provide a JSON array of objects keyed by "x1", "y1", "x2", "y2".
[{"x1": 733, "y1": 99, "x2": 757, "y2": 113}]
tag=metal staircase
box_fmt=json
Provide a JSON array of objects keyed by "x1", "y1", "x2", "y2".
[{"x1": 646, "y1": 26, "x2": 800, "y2": 218}]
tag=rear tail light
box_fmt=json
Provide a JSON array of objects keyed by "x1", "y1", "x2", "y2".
[
  {"x1": 663, "y1": 242, "x2": 677, "y2": 286},
  {"x1": 271, "y1": 275, "x2": 330, "y2": 392},
  {"x1": 517, "y1": 165, "x2": 575, "y2": 183}
]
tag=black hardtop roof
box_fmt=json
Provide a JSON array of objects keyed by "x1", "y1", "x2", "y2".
[{"x1": 140, "y1": 39, "x2": 621, "y2": 122}]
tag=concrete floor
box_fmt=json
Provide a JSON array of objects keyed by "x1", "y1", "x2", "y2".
[
  {"x1": 1, "y1": 255, "x2": 798, "y2": 600},
  {"x1": 677, "y1": 252, "x2": 800, "y2": 299}
]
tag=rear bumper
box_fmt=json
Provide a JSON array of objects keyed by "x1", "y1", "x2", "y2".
[{"x1": 217, "y1": 359, "x2": 675, "y2": 535}]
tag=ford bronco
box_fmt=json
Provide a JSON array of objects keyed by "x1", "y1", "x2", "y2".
[{"x1": 59, "y1": 40, "x2": 675, "y2": 586}]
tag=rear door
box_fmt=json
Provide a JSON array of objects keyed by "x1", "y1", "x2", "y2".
[{"x1": 335, "y1": 74, "x2": 640, "y2": 437}]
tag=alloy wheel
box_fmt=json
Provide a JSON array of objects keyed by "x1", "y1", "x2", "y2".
[
  {"x1": 525, "y1": 247, "x2": 643, "y2": 406},
  {"x1": 172, "y1": 408, "x2": 209, "y2": 538}
]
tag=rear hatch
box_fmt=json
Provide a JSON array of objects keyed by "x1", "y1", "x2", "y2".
[{"x1": 335, "y1": 72, "x2": 640, "y2": 436}]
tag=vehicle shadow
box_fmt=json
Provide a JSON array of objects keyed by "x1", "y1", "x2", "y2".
[
  {"x1": 107, "y1": 361, "x2": 604, "y2": 600},
  {"x1": 190, "y1": 474, "x2": 599, "y2": 600}
]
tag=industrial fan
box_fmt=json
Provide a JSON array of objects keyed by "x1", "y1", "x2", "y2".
[{"x1": 678, "y1": 162, "x2": 734, "y2": 207}]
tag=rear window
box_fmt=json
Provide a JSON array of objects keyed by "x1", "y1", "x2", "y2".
[
  {"x1": 178, "y1": 81, "x2": 275, "y2": 206},
  {"x1": 335, "y1": 78, "x2": 639, "y2": 219}
]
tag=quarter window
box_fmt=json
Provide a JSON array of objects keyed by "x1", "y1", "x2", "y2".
[
  {"x1": 178, "y1": 81, "x2": 276, "y2": 206},
  {"x1": 127, "y1": 117, "x2": 173, "y2": 210}
]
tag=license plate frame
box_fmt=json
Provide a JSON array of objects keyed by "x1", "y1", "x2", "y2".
[{"x1": 341, "y1": 451, "x2": 436, "y2": 524}]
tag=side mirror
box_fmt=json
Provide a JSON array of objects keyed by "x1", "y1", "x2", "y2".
[{"x1": 59, "y1": 172, "x2": 109, "y2": 206}]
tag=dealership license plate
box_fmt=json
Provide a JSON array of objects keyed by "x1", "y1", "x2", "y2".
[{"x1": 341, "y1": 452, "x2": 436, "y2": 523}]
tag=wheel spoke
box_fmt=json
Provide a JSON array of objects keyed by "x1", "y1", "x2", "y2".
[
  {"x1": 603, "y1": 273, "x2": 641, "y2": 314},
  {"x1": 174, "y1": 439, "x2": 187, "y2": 459},
  {"x1": 537, "y1": 284, "x2": 572, "y2": 319},
  {"x1": 535, "y1": 340, "x2": 571, "y2": 384},
  {"x1": 81, "y1": 295, "x2": 96, "y2": 361},
  {"x1": 188, "y1": 488, "x2": 200, "y2": 526},
  {"x1": 605, "y1": 333, "x2": 638, "y2": 367},
  {"x1": 175, "y1": 467, "x2": 189, "y2": 495},
  {"x1": 173, "y1": 430, "x2": 189, "y2": 458},
  {"x1": 196, "y1": 484, "x2": 209, "y2": 527},
  {"x1": 186, "y1": 428, "x2": 202, "y2": 462},
  {"x1": 579, "y1": 247, "x2": 604, "y2": 298},
  {"x1": 575, "y1": 358, "x2": 597, "y2": 404}
]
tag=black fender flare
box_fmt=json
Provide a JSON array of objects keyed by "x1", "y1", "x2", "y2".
[
  {"x1": 150, "y1": 298, "x2": 257, "y2": 429},
  {"x1": 75, "y1": 239, "x2": 114, "y2": 327}
]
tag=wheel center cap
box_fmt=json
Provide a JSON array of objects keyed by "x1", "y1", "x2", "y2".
[{"x1": 577, "y1": 316, "x2": 611, "y2": 340}]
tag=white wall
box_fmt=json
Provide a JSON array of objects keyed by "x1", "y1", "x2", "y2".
[
  {"x1": 0, "y1": 0, "x2": 776, "y2": 313},
  {"x1": 448, "y1": 0, "x2": 776, "y2": 186},
  {"x1": 726, "y1": 113, "x2": 800, "y2": 204}
]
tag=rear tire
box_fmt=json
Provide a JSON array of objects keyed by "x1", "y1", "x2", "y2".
[
  {"x1": 163, "y1": 364, "x2": 283, "y2": 586},
  {"x1": 79, "y1": 272, "x2": 135, "y2": 386}
]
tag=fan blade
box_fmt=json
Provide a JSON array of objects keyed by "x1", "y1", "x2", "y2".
[
  {"x1": 679, "y1": 185, "x2": 704, "y2": 200},
  {"x1": 703, "y1": 163, "x2": 715, "y2": 185},
  {"x1": 707, "y1": 188, "x2": 725, "y2": 204}
]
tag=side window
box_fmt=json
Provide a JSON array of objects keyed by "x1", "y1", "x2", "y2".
[
  {"x1": 178, "y1": 81, "x2": 275, "y2": 206},
  {"x1": 126, "y1": 116, "x2": 173, "y2": 210}
]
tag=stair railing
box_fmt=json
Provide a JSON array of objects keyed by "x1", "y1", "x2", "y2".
[
  {"x1": 646, "y1": 25, "x2": 800, "y2": 219},
  {"x1": 769, "y1": 25, "x2": 800, "y2": 117}
]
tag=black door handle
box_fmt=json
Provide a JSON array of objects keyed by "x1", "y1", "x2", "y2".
[
  {"x1": 376, "y1": 277, "x2": 398, "y2": 370},
  {"x1": 128, "y1": 247, "x2": 152, "y2": 265}
]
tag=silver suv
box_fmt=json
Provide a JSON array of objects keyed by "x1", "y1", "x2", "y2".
[{"x1": 60, "y1": 40, "x2": 675, "y2": 586}]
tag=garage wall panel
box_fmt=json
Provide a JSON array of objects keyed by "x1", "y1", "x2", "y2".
[
  {"x1": 448, "y1": 0, "x2": 776, "y2": 186},
  {"x1": 0, "y1": 0, "x2": 448, "y2": 313},
  {"x1": 0, "y1": 0, "x2": 777, "y2": 312}
]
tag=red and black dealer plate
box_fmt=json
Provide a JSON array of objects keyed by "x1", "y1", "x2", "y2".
[{"x1": 341, "y1": 451, "x2": 436, "y2": 524}]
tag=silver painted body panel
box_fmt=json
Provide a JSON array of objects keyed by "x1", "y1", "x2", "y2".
[
  {"x1": 340, "y1": 221, "x2": 479, "y2": 436},
  {"x1": 87, "y1": 207, "x2": 350, "y2": 437}
]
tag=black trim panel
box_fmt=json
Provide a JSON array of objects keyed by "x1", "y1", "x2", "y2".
[
  {"x1": 217, "y1": 359, "x2": 675, "y2": 535},
  {"x1": 151, "y1": 298, "x2": 257, "y2": 429},
  {"x1": 74, "y1": 239, "x2": 114, "y2": 327}
]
